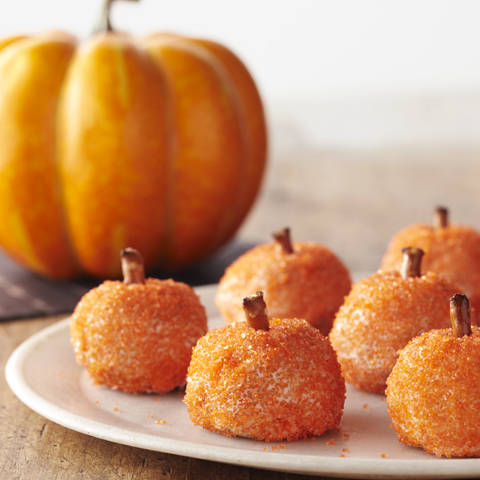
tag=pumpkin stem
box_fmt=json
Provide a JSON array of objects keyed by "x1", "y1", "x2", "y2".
[
  {"x1": 273, "y1": 227, "x2": 294, "y2": 254},
  {"x1": 121, "y1": 248, "x2": 145, "y2": 284},
  {"x1": 450, "y1": 294, "x2": 472, "y2": 338},
  {"x1": 243, "y1": 292, "x2": 269, "y2": 331},
  {"x1": 93, "y1": 0, "x2": 140, "y2": 34},
  {"x1": 433, "y1": 206, "x2": 448, "y2": 229},
  {"x1": 400, "y1": 247, "x2": 424, "y2": 279}
]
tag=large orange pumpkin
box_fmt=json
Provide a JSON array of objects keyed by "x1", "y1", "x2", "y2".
[{"x1": 0, "y1": 0, "x2": 267, "y2": 279}]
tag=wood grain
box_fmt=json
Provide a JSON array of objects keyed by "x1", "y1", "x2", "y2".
[{"x1": 240, "y1": 147, "x2": 480, "y2": 274}]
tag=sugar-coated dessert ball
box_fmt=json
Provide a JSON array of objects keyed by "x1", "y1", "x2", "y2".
[
  {"x1": 387, "y1": 294, "x2": 480, "y2": 458},
  {"x1": 329, "y1": 248, "x2": 462, "y2": 393},
  {"x1": 381, "y1": 207, "x2": 480, "y2": 320},
  {"x1": 184, "y1": 292, "x2": 346, "y2": 442},
  {"x1": 216, "y1": 228, "x2": 351, "y2": 336},
  {"x1": 70, "y1": 249, "x2": 207, "y2": 393}
]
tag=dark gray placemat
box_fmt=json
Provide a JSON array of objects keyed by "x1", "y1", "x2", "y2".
[
  {"x1": 0, "y1": 253, "x2": 89, "y2": 320},
  {"x1": 0, "y1": 240, "x2": 255, "y2": 321}
]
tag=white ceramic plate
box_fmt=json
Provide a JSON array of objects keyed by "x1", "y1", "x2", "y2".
[{"x1": 6, "y1": 284, "x2": 480, "y2": 479}]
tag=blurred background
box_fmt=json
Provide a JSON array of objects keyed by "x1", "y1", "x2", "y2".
[{"x1": 2, "y1": 0, "x2": 480, "y2": 274}]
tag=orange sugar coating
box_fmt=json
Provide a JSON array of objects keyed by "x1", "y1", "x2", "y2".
[
  {"x1": 381, "y1": 223, "x2": 480, "y2": 321},
  {"x1": 329, "y1": 270, "x2": 461, "y2": 393},
  {"x1": 215, "y1": 241, "x2": 351, "y2": 336},
  {"x1": 184, "y1": 318, "x2": 346, "y2": 442},
  {"x1": 386, "y1": 327, "x2": 480, "y2": 458},
  {"x1": 70, "y1": 278, "x2": 207, "y2": 393}
]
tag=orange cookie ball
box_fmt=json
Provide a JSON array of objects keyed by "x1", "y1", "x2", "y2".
[
  {"x1": 70, "y1": 249, "x2": 207, "y2": 393},
  {"x1": 386, "y1": 295, "x2": 480, "y2": 458},
  {"x1": 329, "y1": 248, "x2": 462, "y2": 393},
  {"x1": 215, "y1": 228, "x2": 351, "y2": 336},
  {"x1": 381, "y1": 207, "x2": 480, "y2": 320},
  {"x1": 184, "y1": 292, "x2": 346, "y2": 442}
]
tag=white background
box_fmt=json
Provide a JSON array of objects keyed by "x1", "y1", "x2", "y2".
[{"x1": 2, "y1": 0, "x2": 480, "y2": 149}]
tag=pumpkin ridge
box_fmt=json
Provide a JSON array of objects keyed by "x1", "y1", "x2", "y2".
[
  {"x1": 140, "y1": 45, "x2": 177, "y2": 271},
  {"x1": 0, "y1": 35, "x2": 29, "y2": 55},
  {"x1": 167, "y1": 38, "x2": 250, "y2": 259},
  {"x1": 143, "y1": 38, "x2": 247, "y2": 270},
  {"x1": 192, "y1": 39, "x2": 267, "y2": 236},
  {"x1": 58, "y1": 33, "x2": 170, "y2": 277},
  {"x1": 0, "y1": 33, "x2": 79, "y2": 278},
  {"x1": 184, "y1": 39, "x2": 252, "y2": 255}
]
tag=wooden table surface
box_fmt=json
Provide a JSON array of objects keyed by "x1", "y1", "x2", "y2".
[{"x1": 3, "y1": 147, "x2": 480, "y2": 479}]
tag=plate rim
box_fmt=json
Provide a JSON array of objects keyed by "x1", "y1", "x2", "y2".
[{"x1": 5, "y1": 283, "x2": 480, "y2": 479}]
